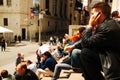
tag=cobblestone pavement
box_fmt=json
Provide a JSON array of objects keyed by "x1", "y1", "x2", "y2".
[{"x1": 0, "y1": 41, "x2": 84, "y2": 80}]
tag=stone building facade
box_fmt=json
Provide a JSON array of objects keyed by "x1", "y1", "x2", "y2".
[
  {"x1": 0, "y1": 0, "x2": 33, "y2": 41},
  {"x1": 0, "y1": 0, "x2": 117, "y2": 42},
  {"x1": 0, "y1": 0, "x2": 70, "y2": 42}
]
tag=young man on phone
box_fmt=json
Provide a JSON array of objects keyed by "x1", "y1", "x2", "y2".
[{"x1": 79, "y1": 2, "x2": 120, "y2": 80}]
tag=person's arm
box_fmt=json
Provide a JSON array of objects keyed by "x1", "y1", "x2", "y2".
[
  {"x1": 81, "y1": 22, "x2": 111, "y2": 49},
  {"x1": 64, "y1": 40, "x2": 81, "y2": 51},
  {"x1": 40, "y1": 57, "x2": 46, "y2": 69}
]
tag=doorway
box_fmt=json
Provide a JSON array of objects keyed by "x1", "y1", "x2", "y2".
[{"x1": 22, "y1": 28, "x2": 26, "y2": 40}]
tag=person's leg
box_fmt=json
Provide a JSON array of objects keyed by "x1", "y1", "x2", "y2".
[
  {"x1": 71, "y1": 49, "x2": 81, "y2": 68},
  {"x1": 44, "y1": 70, "x2": 53, "y2": 77},
  {"x1": 51, "y1": 63, "x2": 72, "y2": 80},
  {"x1": 3, "y1": 46, "x2": 5, "y2": 51},
  {"x1": 80, "y1": 48, "x2": 105, "y2": 80},
  {"x1": 1, "y1": 46, "x2": 3, "y2": 52},
  {"x1": 37, "y1": 69, "x2": 46, "y2": 79}
]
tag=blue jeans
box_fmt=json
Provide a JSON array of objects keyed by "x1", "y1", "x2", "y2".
[
  {"x1": 71, "y1": 49, "x2": 81, "y2": 68},
  {"x1": 51, "y1": 63, "x2": 72, "y2": 80}
]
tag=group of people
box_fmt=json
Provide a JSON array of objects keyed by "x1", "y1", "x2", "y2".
[
  {"x1": 1, "y1": 2, "x2": 120, "y2": 80},
  {"x1": 49, "y1": 2, "x2": 120, "y2": 80},
  {"x1": 71, "y1": 2, "x2": 120, "y2": 80},
  {"x1": 14, "y1": 35, "x2": 22, "y2": 43},
  {"x1": 49, "y1": 36, "x2": 59, "y2": 46}
]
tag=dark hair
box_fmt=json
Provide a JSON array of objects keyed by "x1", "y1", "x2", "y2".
[
  {"x1": 111, "y1": 11, "x2": 119, "y2": 18},
  {"x1": 43, "y1": 51, "x2": 52, "y2": 58},
  {"x1": 78, "y1": 27, "x2": 86, "y2": 33},
  {"x1": 1, "y1": 69, "x2": 8, "y2": 78},
  {"x1": 0, "y1": 76, "x2": 2, "y2": 80},
  {"x1": 26, "y1": 60, "x2": 32, "y2": 64},
  {"x1": 92, "y1": 2, "x2": 111, "y2": 18},
  {"x1": 18, "y1": 62, "x2": 27, "y2": 70}
]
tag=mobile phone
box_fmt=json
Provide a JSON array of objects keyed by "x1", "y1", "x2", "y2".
[
  {"x1": 95, "y1": 12, "x2": 100, "y2": 21},
  {"x1": 95, "y1": 12, "x2": 100, "y2": 19}
]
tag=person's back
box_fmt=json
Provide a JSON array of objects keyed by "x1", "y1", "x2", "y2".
[
  {"x1": 2, "y1": 74, "x2": 16, "y2": 80},
  {"x1": 26, "y1": 60, "x2": 37, "y2": 73},
  {"x1": 21, "y1": 69, "x2": 38, "y2": 80},
  {"x1": 98, "y1": 19, "x2": 120, "y2": 79},
  {"x1": 1, "y1": 69, "x2": 16, "y2": 80}
]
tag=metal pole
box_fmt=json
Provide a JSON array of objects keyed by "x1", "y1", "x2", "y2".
[
  {"x1": 29, "y1": 21, "x2": 32, "y2": 43},
  {"x1": 38, "y1": 13, "x2": 43, "y2": 44},
  {"x1": 38, "y1": 11, "x2": 45, "y2": 44},
  {"x1": 38, "y1": 19, "x2": 41, "y2": 43}
]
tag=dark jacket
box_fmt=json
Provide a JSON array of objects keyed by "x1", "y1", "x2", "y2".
[
  {"x1": 21, "y1": 69, "x2": 39, "y2": 80},
  {"x1": 41, "y1": 57, "x2": 57, "y2": 72},
  {"x1": 81, "y1": 18, "x2": 120, "y2": 80}
]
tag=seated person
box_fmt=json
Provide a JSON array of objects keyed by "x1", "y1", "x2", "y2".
[
  {"x1": 15, "y1": 62, "x2": 39, "y2": 80},
  {"x1": 51, "y1": 27, "x2": 86, "y2": 80},
  {"x1": 26, "y1": 60, "x2": 37, "y2": 73},
  {"x1": 52, "y1": 43, "x2": 68, "y2": 61},
  {"x1": 111, "y1": 10, "x2": 120, "y2": 24},
  {"x1": 1, "y1": 69, "x2": 16, "y2": 80},
  {"x1": 36, "y1": 44, "x2": 57, "y2": 79}
]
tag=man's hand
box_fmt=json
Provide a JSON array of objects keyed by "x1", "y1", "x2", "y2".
[
  {"x1": 89, "y1": 12, "x2": 100, "y2": 30},
  {"x1": 89, "y1": 15, "x2": 97, "y2": 27},
  {"x1": 64, "y1": 45, "x2": 75, "y2": 51}
]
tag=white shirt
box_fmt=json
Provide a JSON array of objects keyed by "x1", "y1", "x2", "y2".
[{"x1": 27, "y1": 63, "x2": 37, "y2": 73}]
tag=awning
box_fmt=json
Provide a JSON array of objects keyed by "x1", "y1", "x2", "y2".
[{"x1": 0, "y1": 26, "x2": 13, "y2": 33}]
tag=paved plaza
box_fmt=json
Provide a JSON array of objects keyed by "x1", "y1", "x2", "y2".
[{"x1": 0, "y1": 41, "x2": 84, "y2": 80}]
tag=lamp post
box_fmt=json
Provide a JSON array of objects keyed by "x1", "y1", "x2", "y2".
[
  {"x1": 29, "y1": 21, "x2": 32, "y2": 43},
  {"x1": 38, "y1": 13, "x2": 43, "y2": 44},
  {"x1": 38, "y1": 10, "x2": 46, "y2": 44}
]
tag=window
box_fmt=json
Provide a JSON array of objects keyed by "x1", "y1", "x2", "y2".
[
  {"x1": 0, "y1": 0, "x2": 3, "y2": 5},
  {"x1": 4, "y1": 18, "x2": 8, "y2": 26},
  {"x1": 7, "y1": 0, "x2": 11, "y2": 6},
  {"x1": 54, "y1": 0, "x2": 57, "y2": 16},
  {"x1": 105, "y1": 0, "x2": 112, "y2": 3},
  {"x1": 46, "y1": 0, "x2": 51, "y2": 15},
  {"x1": 110, "y1": 0, "x2": 112, "y2": 2},
  {"x1": 59, "y1": 1, "x2": 62, "y2": 17},
  {"x1": 46, "y1": 0, "x2": 49, "y2": 10},
  {"x1": 64, "y1": 4, "x2": 67, "y2": 18}
]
